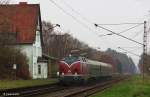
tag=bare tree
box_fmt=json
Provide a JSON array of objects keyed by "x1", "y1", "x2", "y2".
[
  {"x1": 0, "y1": 0, "x2": 11, "y2": 4},
  {"x1": 138, "y1": 54, "x2": 150, "y2": 75},
  {"x1": 42, "y1": 21, "x2": 54, "y2": 54},
  {"x1": 0, "y1": 1, "x2": 30, "y2": 79}
]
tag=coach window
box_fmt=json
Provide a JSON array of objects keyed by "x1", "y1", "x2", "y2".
[
  {"x1": 84, "y1": 58, "x2": 86, "y2": 62},
  {"x1": 82, "y1": 58, "x2": 86, "y2": 62},
  {"x1": 82, "y1": 58, "x2": 84, "y2": 62}
]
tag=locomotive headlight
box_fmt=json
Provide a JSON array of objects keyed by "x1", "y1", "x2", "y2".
[
  {"x1": 62, "y1": 72, "x2": 64, "y2": 75},
  {"x1": 57, "y1": 72, "x2": 59, "y2": 76},
  {"x1": 75, "y1": 72, "x2": 78, "y2": 76}
]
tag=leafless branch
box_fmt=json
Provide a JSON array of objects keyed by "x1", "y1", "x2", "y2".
[{"x1": 0, "y1": 0, "x2": 11, "y2": 4}]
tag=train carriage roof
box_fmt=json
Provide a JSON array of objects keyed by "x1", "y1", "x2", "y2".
[{"x1": 87, "y1": 59, "x2": 112, "y2": 68}]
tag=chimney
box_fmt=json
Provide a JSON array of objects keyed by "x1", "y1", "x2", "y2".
[{"x1": 19, "y1": 2, "x2": 27, "y2": 5}]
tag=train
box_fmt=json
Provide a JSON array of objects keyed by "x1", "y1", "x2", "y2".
[{"x1": 57, "y1": 53, "x2": 113, "y2": 84}]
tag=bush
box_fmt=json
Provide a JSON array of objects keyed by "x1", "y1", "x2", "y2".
[{"x1": 0, "y1": 46, "x2": 30, "y2": 80}]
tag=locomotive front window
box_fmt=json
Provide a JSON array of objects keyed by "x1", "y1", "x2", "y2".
[{"x1": 63, "y1": 55, "x2": 78, "y2": 65}]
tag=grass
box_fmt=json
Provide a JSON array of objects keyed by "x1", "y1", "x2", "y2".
[
  {"x1": 91, "y1": 75, "x2": 150, "y2": 97},
  {"x1": 0, "y1": 78, "x2": 58, "y2": 90}
]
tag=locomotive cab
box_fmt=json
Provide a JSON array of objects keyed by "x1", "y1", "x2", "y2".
[{"x1": 58, "y1": 54, "x2": 86, "y2": 84}]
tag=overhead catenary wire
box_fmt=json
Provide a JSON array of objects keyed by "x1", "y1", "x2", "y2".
[
  {"x1": 118, "y1": 46, "x2": 142, "y2": 49},
  {"x1": 49, "y1": 0, "x2": 99, "y2": 35},
  {"x1": 94, "y1": 24, "x2": 144, "y2": 45},
  {"x1": 129, "y1": 47, "x2": 143, "y2": 52},
  {"x1": 119, "y1": 51, "x2": 140, "y2": 58},
  {"x1": 49, "y1": 0, "x2": 146, "y2": 52},
  {"x1": 119, "y1": 46, "x2": 142, "y2": 58},
  {"x1": 58, "y1": 0, "x2": 94, "y2": 24},
  {"x1": 118, "y1": 46, "x2": 143, "y2": 53},
  {"x1": 117, "y1": 46, "x2": 143, "y2": 54},
  {"x1": 131, "y1": 29, "x2": 144, "y2": 39},
  {"x1": 55, "y1": 0, "x2": 145, "y2": 37},
  {"x1": 118, "y1": 23, "x2": 143, "y2": 34},
  {"x1": 96, "y1": 23, "x2": 144, "y2": 25},
  {"x1": 98, "y1": 23, "x2": 143, "y2": 37},
  {"x1": 49, "y1": 0, "x2": 145, "y2": 39},
  {"x1": 49, "y1": 0, "x2": 115, "y2": 48},
  {"x1": 56, "y1": 0, "x2": 145, "y2": 39},
  {"x1": 118, "y1": 47, "x2": 141, "y2": 57}
]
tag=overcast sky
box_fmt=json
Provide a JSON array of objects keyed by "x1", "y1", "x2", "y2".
[{"x1": 13, "y1": 0, "x2": 150, "y2": 65}]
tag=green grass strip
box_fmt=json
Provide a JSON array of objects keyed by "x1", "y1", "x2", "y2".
[
  {"x1": 0, "y1": 78, "x2": 58, "y2": 90},
  {"x1": 91, "y1": 75, "x2": 150, "y2": 97}
]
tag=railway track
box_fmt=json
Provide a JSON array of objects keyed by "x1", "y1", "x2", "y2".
[
  {"x1": 0, "y1": 76, "x2": 129, "y2": 97},
  {"x1": 64, "y1": 77, "x2": 127, "y2": 97},
  {"x1": 35, "y1": 76, "x2": 129, "y2": 97},
  {"x1": 0, "y1": 83, "x2": 68, "y2": 97}
]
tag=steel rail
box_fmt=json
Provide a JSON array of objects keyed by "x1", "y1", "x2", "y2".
[
  {"x1": 64, "y1": 76, "x2": 130, "y2": 97},
  {"x1": 0, "y1": 83, "x2": 67, "y2": 97}
]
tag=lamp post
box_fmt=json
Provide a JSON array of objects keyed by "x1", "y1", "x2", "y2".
[
  {"x1": 47, "y1": 24, "x2": 60, "y2": 31},
  {"x1": 44, "y1": 24, "x2": 60, "y2": 55},
  {"x1": 97, "y1": 47, "x2": 101, "y2": 50}
]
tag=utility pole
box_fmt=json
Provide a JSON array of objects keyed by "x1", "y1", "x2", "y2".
[{"x1": 143, "y1": 21, "x2": 147, "y2": 80}]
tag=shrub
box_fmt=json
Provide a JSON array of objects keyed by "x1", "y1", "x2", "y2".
[{"x1": 0, "y1": 46, "x2": 30, "y2": 80}]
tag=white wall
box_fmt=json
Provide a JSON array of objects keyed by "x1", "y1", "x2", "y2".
[
  {"x1": 32, "y1": 30, "x2": 43, "y2": 79},
  {"x1": 33, "y1": 30, "x2": 42, "y2": 57},
  {"x1": 35, "y1": 62, "x2": 48, "y2": 79},
  {"x1": 17, "y1": 30, "x2": 47, "y2": 79},
  {"x1": 15, "y1": 15, "x2": 48, "y2": 79}
]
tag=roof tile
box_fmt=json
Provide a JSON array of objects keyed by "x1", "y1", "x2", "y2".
[{"x1": 0, "y1": 3, "x2": 40, "y2": 44}]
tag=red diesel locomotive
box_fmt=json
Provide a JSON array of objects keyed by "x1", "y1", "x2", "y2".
[{"x1": 57, "y1": 54, "x2": 113, "y2": 84}]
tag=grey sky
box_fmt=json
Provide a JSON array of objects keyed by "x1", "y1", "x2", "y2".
[{"x1": 14, "y1": 0, "x2": 150, "y2": 65}]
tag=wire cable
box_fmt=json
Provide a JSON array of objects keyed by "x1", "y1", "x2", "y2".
[
  {"x1": 95, "y1": 24, "x2": 144, "y2": 45},
  {"x1": 129, "y1": 47, "x2": 142, "y2": 52},
  {"x1": 49, "y1": 0, "x2": 99, "y2": 35},
  {"x1": 118, "y1": 47, "x2": 140, "y2": 57},
  {"x1": 58, "y1": 0, "x2": 94, "y2": 24},
  {"x1": 96, "y1": 23, "x2": 144, "y2": 25},
  {"x1": 118, "y1": 46, "x2": 142, "y2": 48},
  {"x1": 98, "y1": 23, "x2": 143, "y2": 37},
  {"x1": 49, "y1": 0, "x2": 118, "y2": 49},
  {"x1": 118, "y1": 23, "x2": 143, "y2": 34},
  {"x1": 49, "y1": 0, "x2": 146, "y2": 50},
  {"x1": 131, "y1": 29, "x2": 143, "y2": 39}
]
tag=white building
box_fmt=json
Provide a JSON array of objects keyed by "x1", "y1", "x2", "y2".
[{"x1": 0, "y1": 2, "x2": 48, "y2": 79}]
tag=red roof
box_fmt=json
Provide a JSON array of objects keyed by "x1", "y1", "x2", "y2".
[{"x1": 0, "y1": 2, "x2": 42, "y2": 44}]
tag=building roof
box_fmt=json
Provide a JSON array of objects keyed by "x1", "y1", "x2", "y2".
[
  {"x1": 42, "y1": 53, "x2": 58, "y2": 61},
  {"x1": 37, "y1": 57, "x2": 48, "y2": 63},
  {"x1": 0, "y1": 2, "x2": 42, "y2": 44}
]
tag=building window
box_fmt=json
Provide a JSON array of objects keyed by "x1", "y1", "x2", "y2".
[
  {"x1": 38, "y1": 65, "x2": 41, "y2": 74},
  {"x1": 36, "y1": 31, "x2": 40, "y2": 42}
]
